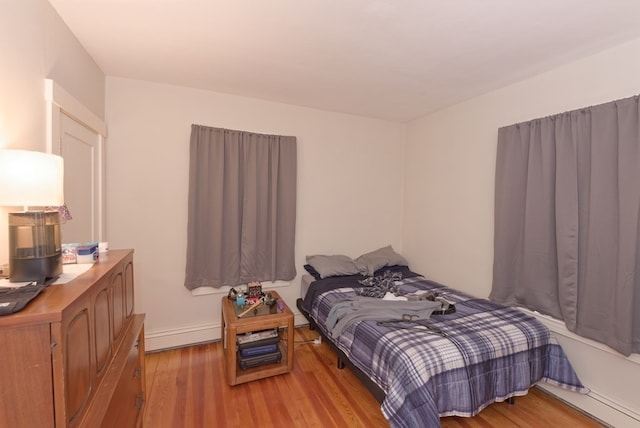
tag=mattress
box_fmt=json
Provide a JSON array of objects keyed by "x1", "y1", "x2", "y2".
[{"x1": 300, "y1": 274, "x2": 316, "y2": 300}]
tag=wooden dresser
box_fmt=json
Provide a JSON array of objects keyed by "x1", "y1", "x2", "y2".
[{"x1": 0, "y1": 249, "x2": 145, "y2": 427}]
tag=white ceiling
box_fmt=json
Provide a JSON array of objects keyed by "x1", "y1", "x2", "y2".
[{"x1": 48, "y1": 0, "x2": 640, "y2": 122}]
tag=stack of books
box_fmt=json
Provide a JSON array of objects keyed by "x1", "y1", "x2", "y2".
[{"x1": 237, "y1": 329, "x2": 282, "y2": 370}]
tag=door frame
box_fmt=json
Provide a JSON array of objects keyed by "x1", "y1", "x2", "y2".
[{"x1": 45, "y1": 79, "x2": 107, "y2": 242}]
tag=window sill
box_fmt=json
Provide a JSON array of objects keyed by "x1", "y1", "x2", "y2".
[{"x1": 190, "y1": 280, "x2": 290, "y2": 297}]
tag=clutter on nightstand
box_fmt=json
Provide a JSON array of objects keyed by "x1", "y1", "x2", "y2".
[{"x1": 247, "y1": 281, "x2": 262, "y2": 298}]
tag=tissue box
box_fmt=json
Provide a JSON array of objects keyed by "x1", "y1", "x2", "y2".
[{"x1": 77, "y1": 243, "x2": 98, "y2": 264}]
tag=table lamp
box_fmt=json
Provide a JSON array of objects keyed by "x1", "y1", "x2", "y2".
[{"x1": 0, "y1": 149, "x2": 64, "y2": 282}]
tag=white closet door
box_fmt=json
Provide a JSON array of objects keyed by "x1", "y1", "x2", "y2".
[{"x1": 59, "y1": 112, "x2": 101, "y2": 243}]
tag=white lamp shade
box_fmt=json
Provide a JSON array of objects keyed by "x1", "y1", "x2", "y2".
[{"x1": 0, "y1": 149, "x2": 64, "y2": 207}]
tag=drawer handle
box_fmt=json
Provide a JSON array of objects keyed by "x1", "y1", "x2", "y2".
[
  {"x1": 133, "y1": 367, "x2": 142, "y2": 379},
  {"x1": 135, "y1": 393, "x2": 144, "y2": 409}
]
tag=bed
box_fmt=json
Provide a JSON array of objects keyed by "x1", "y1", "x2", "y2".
[{"x1": 296, "y1": 255, "x2": 588, "y2": 428}]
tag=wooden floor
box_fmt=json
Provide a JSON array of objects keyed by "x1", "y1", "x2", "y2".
[{"x1": 143, "y1": 326, "x2": 604, "y2": 428}]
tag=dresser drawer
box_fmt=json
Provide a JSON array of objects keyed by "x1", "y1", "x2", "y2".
[{"x1": 101, "y1": 317, "x2": 145, "y2": 428}]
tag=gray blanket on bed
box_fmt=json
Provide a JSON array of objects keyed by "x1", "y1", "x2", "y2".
[{"x1": 326, "y1": 296, "x2": 443, "y2": 337}]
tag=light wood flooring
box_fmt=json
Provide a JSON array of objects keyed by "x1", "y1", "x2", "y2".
[{"x1": 143, "y1": 326, "x2": 604, "y2": 427}]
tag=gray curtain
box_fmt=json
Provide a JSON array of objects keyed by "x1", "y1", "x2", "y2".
[
  {"x1": 185, "y1": 125, "x2": 297, "y2": 289},
  {"x1": 491, "y1": 95, "x2": 640, "y2": 356}
]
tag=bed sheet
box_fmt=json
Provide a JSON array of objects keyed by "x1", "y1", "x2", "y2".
[
  {"x1": 307, "y1": 275, "x2": 587, "y2": 428},
  {"x1": 300, "y1": 274, "x2": 315, "y2": 300}
]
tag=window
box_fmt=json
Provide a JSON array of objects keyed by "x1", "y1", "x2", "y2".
[
  {"x1": 184, "y1": 125, "x2": 297, "y2": 289},
  {"x1": 491, "y1": 95, "x2": 640, "y2": 356}
]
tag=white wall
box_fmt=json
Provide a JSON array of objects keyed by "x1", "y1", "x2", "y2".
[
  {"x1": 0, "y1": 0, "x2": 104, "y2": 265},
  {"x1": 105, "y1": 76, "x2": 405, "y2": 350},
  {"x1": 403, "y1": 37, "x2": 640, "y2": 427}
]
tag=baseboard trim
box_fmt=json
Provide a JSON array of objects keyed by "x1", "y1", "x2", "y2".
[
  {"x1": 538, "y1": 384, "x2": 640, "y2": 428},
  {"x1": 520, "y1": 308, "x2": 640, "y2": 428},
  {"x1": 144, "y1": 312, "x2": 310, "y2": 352}
]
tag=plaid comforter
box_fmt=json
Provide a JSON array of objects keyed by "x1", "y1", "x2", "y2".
[{"x1": 308, "y1": 275, "x2": 587, "y2": 428}]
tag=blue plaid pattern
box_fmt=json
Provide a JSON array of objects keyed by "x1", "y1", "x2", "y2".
[{"x1": 309, "y1": 277, "x2": 587, "y2": 428}]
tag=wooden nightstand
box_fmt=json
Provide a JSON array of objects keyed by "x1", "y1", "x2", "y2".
[{"x1": 221, "y1": 290, "x2": 294, "y2": 385}]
